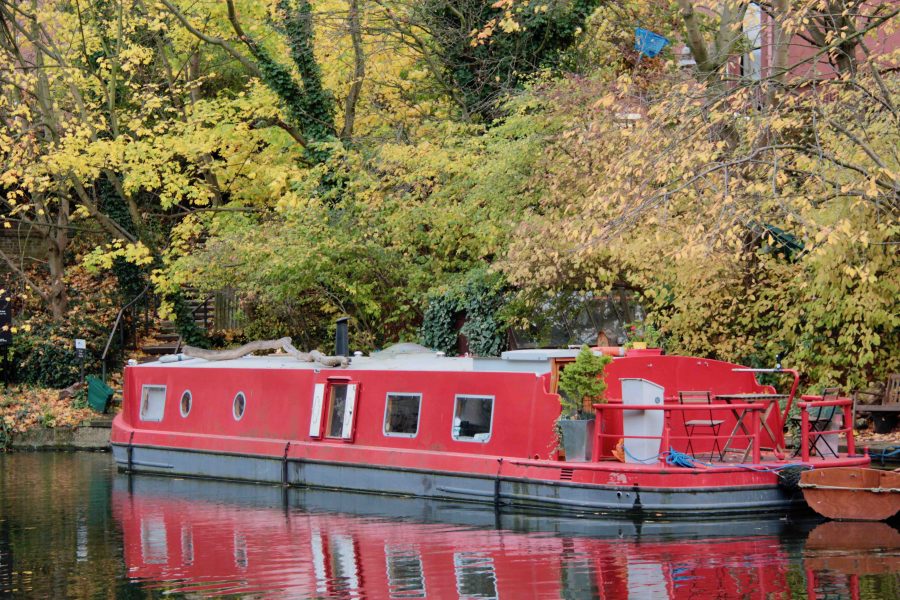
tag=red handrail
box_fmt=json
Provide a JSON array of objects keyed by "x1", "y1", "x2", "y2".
[
  {"x1": 594, "y1": 403, "x2": 767, "y2": 412},
  {"x1": 593, "y1": 403, "x2": 766, "y2": 465},
  {"x1": 796, "y1": 396, "x2": 856, "y2": 462}
]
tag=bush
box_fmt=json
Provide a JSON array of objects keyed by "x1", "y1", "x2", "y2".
[
  {"x1": 558, "y1": 345, "x2": 611, "y2": 418},
  {"x1": 9, "y1": 271, "x2": 119, "y2": 389},
  {"x1": 420, "y1": 268, "x2": 508, "y2": 356}
]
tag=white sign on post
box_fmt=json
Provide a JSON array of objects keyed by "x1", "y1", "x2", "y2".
[{"x1": 74, "y1": 338, "x2": 86, "y2": 350}]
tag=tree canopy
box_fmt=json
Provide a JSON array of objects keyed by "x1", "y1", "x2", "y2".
[{"x1": 0, "y1": 0, "x2": 896, "y2": 391}]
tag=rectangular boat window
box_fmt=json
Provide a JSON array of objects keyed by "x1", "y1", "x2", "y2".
[
  {"x1": 452, "y1": 395, "x2": 494, "y2": 443},
  {"x1": 327, "y1": 384, "x2": 348, "y2": 437},
  {"x1": 384, "y1": 393, "x2": 422, "y2": 437},
  {"x1": 325, "y1": 383, "x2": 358, "y2": 439},
  {"x1": 139, "y1": 385, "x2": 166, "y2": 422}
]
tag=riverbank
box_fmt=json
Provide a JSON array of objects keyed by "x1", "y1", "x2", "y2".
[
  {"x1": 8, "y1": 416, "x2": 112, "y2": 451},
  {"x1": 1, "y1": 385, "x2": 106, "y2": 450}
]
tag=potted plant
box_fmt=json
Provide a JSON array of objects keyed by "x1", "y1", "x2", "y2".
[
  {"x1": 557, "y1": 345, "x2": 612, "y2": 461},
  {"x1": 624, "y1": 321, "x2": 662, "y2": 350}
]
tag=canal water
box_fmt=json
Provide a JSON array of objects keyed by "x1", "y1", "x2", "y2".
[{"x1": 0, "y1": 453, "x2": 897, "y2": 599}]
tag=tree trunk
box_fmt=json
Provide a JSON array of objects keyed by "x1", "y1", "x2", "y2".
[
  {"x1": 46, "y1": 239, "x2": 68, "y2": 320},
  {"x1": 340, "y1": 0, "x2": 365, "y2": 142}
]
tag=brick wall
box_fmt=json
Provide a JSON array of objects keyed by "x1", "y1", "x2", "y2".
[{"x1": 0, "y1": 224, "x2": 46, "y2": 275}]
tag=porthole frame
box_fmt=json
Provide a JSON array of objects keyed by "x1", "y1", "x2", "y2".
[
  {"x1": 179, "y1": 390, "x2": 192, "y2": 418},
  {"x1": 232, "y1": 391, "x2": 247, "y2": 421}
]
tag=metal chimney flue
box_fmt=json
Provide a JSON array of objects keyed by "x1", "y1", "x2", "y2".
[{"x1": 335, "y1": 317, "x2": 349, "y2": 357}]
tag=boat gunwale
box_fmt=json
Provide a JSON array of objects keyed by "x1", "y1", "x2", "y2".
[{"x1": 798, "y1": 483, "x2": 898, "y2": 493}]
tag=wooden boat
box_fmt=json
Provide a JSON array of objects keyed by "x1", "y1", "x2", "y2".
[
  {"x1": 799, "y1": 467, "x2": 900, "y2": 521},
  {"x1": 110, "y1": 339, "x2": 870, "y2": 517}
]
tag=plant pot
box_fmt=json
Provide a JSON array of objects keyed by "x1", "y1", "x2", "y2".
[
  {"x1": 560, "y1": 419, "x2": 595, "y2": 462},
  {"x1": 631, "y1": 342, "x2": 648, "y2": 350}
]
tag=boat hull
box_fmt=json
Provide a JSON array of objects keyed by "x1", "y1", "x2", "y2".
[
  {"x1": 800, "y1": 467, "x2": 900, "y2": 521},
  {"x1": 111, "y1": 442, "x2": 808, "y2": 517}
]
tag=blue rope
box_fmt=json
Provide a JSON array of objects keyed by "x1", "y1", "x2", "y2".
[
  {"x1": 624, "y1": 446, "x2": 809, "y2": 472},
  {"x1": 869, "y1": 446, "x2": 900, "y2": 465},
  {"x1": 665, "y1": 448, "x2": 709, "y2": 468}
]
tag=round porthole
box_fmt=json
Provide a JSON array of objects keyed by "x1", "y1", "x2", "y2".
[
  {"x1": 180, "y1": 390, "x2": 192, "y2": 417},
  {"x1": 233, "y1": 392, "x2": 246, "y2": 421}
]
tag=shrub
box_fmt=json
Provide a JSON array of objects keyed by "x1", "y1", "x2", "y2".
[
  {"x1": 557, "y1": 345, "x2": 611, "y2": 418},
  {"x1": 420, "y1": 268, "x2": 508, "y2": 356},
  {"x1": 9, "y1": 271, "x2": 119, "y2": 389}
]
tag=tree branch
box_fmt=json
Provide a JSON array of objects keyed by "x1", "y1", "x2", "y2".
[
  {"x1": 0, "y1": 245, "x2": 47, "y2": 302},
  {"x1": 676, "y1": 0, "x2": 714, "y2": 75},
  {"x1": 158, "y1": 0, "x2": 263, "y2": 79}
]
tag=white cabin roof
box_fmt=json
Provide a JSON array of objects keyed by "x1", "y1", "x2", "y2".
[{"x1": 134, "y1": 347, "x2": 584, "y2": 375}]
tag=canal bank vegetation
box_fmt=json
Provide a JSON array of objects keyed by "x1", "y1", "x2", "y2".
[
  {"x1": 0, "y1": 387, "x2": 95, "y2": 449},
  {"x1": 0, "y1": 1, "x2": 896, "y2": 398}
]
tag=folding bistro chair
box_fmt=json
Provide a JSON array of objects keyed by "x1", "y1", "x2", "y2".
[
  {"x1": 679, "y1": 391, "x2": 724, "y2": 460},
  {"x1": 791, "y1": 387, "x2": 841, "y2": 458}
]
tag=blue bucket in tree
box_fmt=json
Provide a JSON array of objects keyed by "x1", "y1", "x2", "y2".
[{"x1": 634, "y1": 28, "x2": 669, "y2": 58}]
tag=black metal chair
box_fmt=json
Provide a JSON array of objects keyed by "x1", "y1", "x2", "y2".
[
  {"x1": 679, "y1": 391, "x2": 724, "y2": 460},
  {"x1": 791, "y1": 387, "x2": 841, "y2": 458}
]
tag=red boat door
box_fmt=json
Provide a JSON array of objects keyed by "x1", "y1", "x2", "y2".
[{"x1": 309, "y1": 378, "x2": 360, "y2": 442}]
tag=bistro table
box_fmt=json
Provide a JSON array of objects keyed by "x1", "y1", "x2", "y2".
[{"x1": 715, "y1": 393, "x2": 789, "y2": 460}]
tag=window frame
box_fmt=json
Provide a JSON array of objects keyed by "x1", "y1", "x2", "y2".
[
  {"x1": 139, "y1": 384, "x2": 167, "y2": 422},
  {"x1": 179, "y1": 390, "x2": 192, "y2": 418},
  {"x1": 451, "y1": 394, "x2": 495, "y2": 443},
  {"x1": 382, "y1": 392, "x2": 423, "y2": 438},
  {"x1": 324, "y1": 382, "x2": 350, "y2": 439},
  {"x1": 232, "y1": 391, "x2": 247, "y2": 421}
]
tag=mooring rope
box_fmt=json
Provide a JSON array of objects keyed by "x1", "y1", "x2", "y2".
[
  {"x1": 869, "y1": 446, "x2": 900, "y2": 466},
  {"x1": 623, "y1": 445, "x2": 811, "y2": 474}
]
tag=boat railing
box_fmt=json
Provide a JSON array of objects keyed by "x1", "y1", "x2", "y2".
[
  {"x1": 592, "y1": 402, "x2": 767, "y2": 466},
  {"x1": 797, "y1": 395, "x2": 856, "y2": 462},
  {"x1": 731, "y1": 367, "x2": 800, "y2": 427}
]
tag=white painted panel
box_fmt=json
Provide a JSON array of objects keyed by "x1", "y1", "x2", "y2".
[
  {"x1": 621, "y1": 378, "x2": 665, "y2": 464},
  {"x1": 309, "y1": 384, "x2": 325, "y2": 438},
  {"x1": 341, "y1": 384, "x2": 357, "y2": 439}
]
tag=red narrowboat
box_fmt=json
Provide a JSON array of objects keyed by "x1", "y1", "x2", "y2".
[{"x1": 110, "y1": 344, "x2": 869, "y2": 517}]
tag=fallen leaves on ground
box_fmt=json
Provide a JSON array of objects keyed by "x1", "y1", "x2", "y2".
[
  {"x1": 854, "y1": 430, "x2": 900, "y2": 446},
  {"x1": 0, "y1": 387, "x2": 95, "y2": 435}
]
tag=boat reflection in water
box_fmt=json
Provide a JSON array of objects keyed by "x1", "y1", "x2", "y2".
[
  {"x1": 804, "y1": 521, "x2": 900, "y2": 600},
  {"x1": 113, "y1": 475, "x2": 899, "y2": 599}
]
